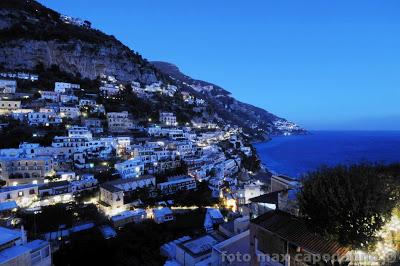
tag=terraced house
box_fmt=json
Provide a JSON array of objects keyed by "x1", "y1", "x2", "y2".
[{"x1": 0, "y1": 156, "x2": 55, "y2": 185}]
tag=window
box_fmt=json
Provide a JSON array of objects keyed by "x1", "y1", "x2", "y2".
[
  {"x1": 18, "y1": 191, "x2": 24, "y2": 197},
  {"x1": 31, "y1": 250, "x2": 41, "y2": 264},
  {"x1": 43, "y1": 246, "x2": 50, "y2": 257}
]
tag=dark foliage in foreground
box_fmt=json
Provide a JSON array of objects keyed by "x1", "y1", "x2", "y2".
[
  {"x1": 298, "y1": 163, "x2": 400, "y2": 249},
  {"x1": 0, "y1": 120, "x2": 66, "y2": 149},
  {"x1": 53, "y1": 209, "x2": 206, "y2": 266}
]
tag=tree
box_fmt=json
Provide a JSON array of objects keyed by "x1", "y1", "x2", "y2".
[{"x1": 298, "y1": 163, "x2": 400, "y2": 249}]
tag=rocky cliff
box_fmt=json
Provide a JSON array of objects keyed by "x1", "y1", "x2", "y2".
[
  {"x1": 0, "y1": 0, "x2": 161, "y2": 84},
  {"x1": 0, "y1": 0, "x2": 305, "y2": 140}
]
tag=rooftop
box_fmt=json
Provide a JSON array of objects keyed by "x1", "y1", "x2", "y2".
[
  {"x1": 159, "y1": 177, "x2": 195, "y2": 186},
  {"x1": 213, "y1": 230, "x2": 250, "y2": 263},
  {"x1": 71, "y1": 222, "x2": 95, "y2": 233},
  {"x1": 252, "y1": 210, "x2": 349, "y2": 257},
  {"x1": 207, "y1": 208, "x2": 223, "y2": 220},
  {"x1": 0, "y1": 245, "x2": 30, "y2": 264},
  {"x1": 0, "y1": 227, "x2": 21, "y2": 246},
  {"x1": 178, "y1": 235, "x2": 219, "y2": 257},
  {"x1": 111, "y1": 209, "x2": 146, "y2": 222},
  {"x1": 153, "y1": 207, "x2": 173, "y2": 217},
  {"x1": 100, "y1": 175, "x2": 156, "y2": 192},
  {"x1": 99, "y1": 225, "x2": 117, "y2": 239},
  {"x1": 23, "y1": 239, "x2": 49, "y2": 252}
]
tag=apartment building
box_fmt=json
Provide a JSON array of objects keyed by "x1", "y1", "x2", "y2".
[
  {"x1": 157, "y1": 175, "x2": 197, "y2": 195},
  {"x1": 0, "y1": 227, "x2": 51, "y2": 266},
  {"x1": 159, "y1": 112, "x2": 177, "y2": 126},
  {"x1": 0, "y1": 157, "x2": 55, "y2": 185},
  {"x1": 99, "y1": 175, "x2": 156, "y2": 209},
  {"x1": 107, "y1": 111, "x2": 134, "y2": 132},
  {"x1": 114, "y1": 158, "x2": 144, "y2": 179},
  {"x1": 0, "y1": 79, "x2": 17, "y2": 94}
]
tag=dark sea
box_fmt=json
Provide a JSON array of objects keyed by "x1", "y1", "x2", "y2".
[{"x1": 254, "y1": 131, "x2": 400, "y2": 178}]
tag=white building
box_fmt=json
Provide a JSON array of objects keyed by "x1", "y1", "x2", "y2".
[
  {"x1": 0, "y1": 156, "x2": 55, "y2": 185},
  {"x1": 52, "y1": 136, "x2": 87, "y2": 149},
  {"x1": 211, "y1": 230, "x2": 250, "y2": 266},
  {"x1": 28, "y1": 112, "x2": 62, "y2": 126},
  {"x1": 144, "y1": 82, "x2": 162, "y2": 93},
  {"x1": 131, "y1": 81, "x2": 143, "y2": 94},
  {"x1": 83, "y1": 118, "x2": 103, "y2": 134},
  {"x1": 59, "y1": 107, "x2": 80, "y2": 119},
  {"x1": 110, "y1": 209, "x2": 147, "y2": 228},
  {"x1": 0, "y1": 79, "x2": 17, "y2": 94},
  {"x1": 68, "y1": 126, "x2": 93, "y2": 140},
  {"x1": 0, "y1": 184, "x2": 38, "y2": 207},
  {"x1": 0, "y1": 100, "x2": 21, "y2": 114},
  {"x1": 0, "y1": 227, "x2": 51, "y2": 266},
  {"x1": 107, "y1": 111, "x2": 134, "y2": 132},
  {"x1": 159, "y1": 112, "x2": 177, "y2": 126},
  {"x1": 99, "y1": 175, "x2": 156, "y2": 209},
  {"x1": 204, "y1": 208, "x2": 224, "y2": 232},
  {"x1": 175, "y1": 235, "x2": 220, "y2": 266},
  {"x1": 0, "y1": 72, "x2": 38, "y2": 81},
  {"x1": 60, "y1": 15, "x2": 91, "y2": 28},
  {"x1": 100, "y1": 83, "x2": 122, "y2": 96},
  {"x1": 70, "y1": 175, "x2": 98, "y2": 193},
  {"x1": 237, "y1": 182, "x2": 263, "y2": 205},
  {"x1": 54, "y1": 82, "x2": 80, "y2": 93},
  {"x1": 60, "y1": 94, "x2": 78, "y2": 103},
  {"x1": 11, "y1": 108, "x2": 34, "y2": 121},
  {"x1": 39, "y1": 91, "x2": 59, "y2": 102},
  {"x1": 79, "y1": 99, "x2": 97, "y2": 106},
  {"x1": 114, "y1": 158, "x2": 144, "y2": 179},
  {"x1": 157, "y1": 176, "x2": 197, "y2": 195},
  {"x1": 153, "y1": 207, "x2": 174, "y2": 224}
]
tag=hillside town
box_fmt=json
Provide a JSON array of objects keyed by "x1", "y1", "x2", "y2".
[
  {"x1": 1, "y1": 6, "x2": 400, "y2": 266},
  {"x1": 0, "y1": 72, "x2": 291, "y2": 265},
  {"x1": 1, "y1": 72, "x2": 398, "y2": 266}
]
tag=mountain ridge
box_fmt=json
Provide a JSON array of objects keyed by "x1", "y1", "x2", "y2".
[
  {"x1": 0, "y1": 0, "x2": 305, "y2": 140},
  {"x1": 152, "y1": 61, "x2": 305, "y2": 138}
]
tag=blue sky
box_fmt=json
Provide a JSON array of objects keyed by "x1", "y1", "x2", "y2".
[{"x1": 38, "y1": 0, "x2": 400, "y2": 130}]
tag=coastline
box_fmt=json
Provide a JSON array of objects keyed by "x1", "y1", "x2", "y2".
[
  {"x1": 252, "y1": 131, "x2": 400, "y2": 179},
  {"x1": 251, "y1": 132, "x2": 306, "y2": 180}
]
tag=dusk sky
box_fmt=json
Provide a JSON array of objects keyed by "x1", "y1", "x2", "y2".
[{"x1": 39, "y1": 0, "x2": 400, "y2": 130}]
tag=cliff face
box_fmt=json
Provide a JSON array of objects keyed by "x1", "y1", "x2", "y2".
[
  {"x1": 0, "y1": 39, "x2": 158, "y2": 83},
  {"x1": 0, "y1": 0, "x2": 160, "y2": 83}
]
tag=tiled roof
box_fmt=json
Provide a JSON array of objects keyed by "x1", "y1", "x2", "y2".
[
  {"x1": 252, "y1": 211, "x2": 349, "y2": 257},
  {"x1": 275, "y1": 175, "x2": 296, "y2": 182}
]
